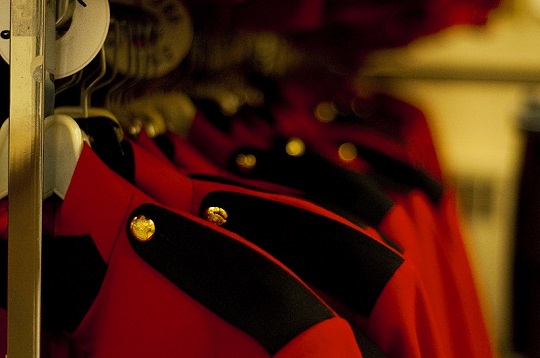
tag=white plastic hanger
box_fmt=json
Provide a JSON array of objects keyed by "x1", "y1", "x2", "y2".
[{"x1": 0, "y1": 113, "x2": 90, "y2": 200}]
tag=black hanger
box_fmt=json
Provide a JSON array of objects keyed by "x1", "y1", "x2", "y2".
[{"x1": 75, "y1": 116, "x2": 135, "y2": 184}]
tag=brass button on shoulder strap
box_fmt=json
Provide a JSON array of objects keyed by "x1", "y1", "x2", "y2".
[
  {"x1": 285, "y1": 137, "x2": 305, "y2": 157},
  {"x1": 203, "y1": 207, "x2": 228, "y2": 226},
  {"x1": 314, "y1": 101, "x2": 338, "y2": 123},
  {"x1": 130, "y1": 215, "x2": 156, "y2": 242},
  {"x1": 235, "y1": 153, "x2": 257, "y2": 171},
  {"x1": 338, "y1": 142, "x2": 358, "y2": 162}
]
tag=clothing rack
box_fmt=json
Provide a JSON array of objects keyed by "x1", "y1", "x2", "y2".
[
  {"x1": 360, "y1": 65, "x2": 540, "y2": 83},
  {"x1": 2, "y1": 1, "x2": 504, "y2": 356},
  {"x1": 7, "y1": 0, "x2": 50, "y2": 355}
]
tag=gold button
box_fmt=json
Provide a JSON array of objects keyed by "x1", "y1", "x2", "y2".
[
  {"x1": 285, "y1": 137, "x2": 305, "y2": 157},
  {"x1": 235, "y1": 153, "x2": 257, "y2": 171},
  {"x1": 130, "y1": 215, "x2": 156, "y2": 242},
  {"x1": 338, "y1": 142, "x2": 358, "y2": 162},
  {"x1": 203, "y1": 207, "x2": 228, "y2": 226},
  {"x1": 314, "y1": 101, "x2": 338, "y2": 123}
]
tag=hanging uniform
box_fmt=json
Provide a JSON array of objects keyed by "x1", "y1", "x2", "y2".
[
  {"x1": 270, "y1": 80, "x2": 495, "y2": 358},
  {"x1": 0, "y1": 144, "x2": 367, "y2": 358},
  {"x1": 131, "y1": 135, "x2": 449, "y2": 358},
  {"x1": 309, "y1": 102, "x2": 495, "y2": 357},
  {"x1": 315, "y1": 95, "x2": 496, "y2": 358},
  {"x1": 174, "y1": 79, "x2": 494, "y2": 357}
]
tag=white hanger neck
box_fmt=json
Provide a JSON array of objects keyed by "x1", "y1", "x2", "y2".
[{"x1": 0, "y1": 114, "x2": 89, "y2": 200}]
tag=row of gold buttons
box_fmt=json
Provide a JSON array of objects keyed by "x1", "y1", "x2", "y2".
[
  {"x1": 235, "y1": 137, "x2": 358, "y2": 173},
  {"x1": 130, "y1": 207, "x2": 229, "y2": 243}
]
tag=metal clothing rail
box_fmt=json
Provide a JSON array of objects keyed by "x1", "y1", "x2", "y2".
[
  {"x1": 7, "y1": 0, "x2": 51, "y2": 355},
  {"x1": 359, "y1": 64, "x2": 540, "y2": 84}
]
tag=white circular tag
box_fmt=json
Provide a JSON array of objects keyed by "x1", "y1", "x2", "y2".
[{"x1": 0, "y1": 0, "x2": 110, "y2": 79}]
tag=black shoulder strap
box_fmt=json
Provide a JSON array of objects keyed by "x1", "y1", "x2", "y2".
[
  {"x1": 128, "y1": 203, "x2": 335, "y2": 355},
  {"x1": 228, "y1": 137, "x2": 395, "y2": 227},
  {"x1": 200, "y1": 191, "x2": 404, "y2": 317}
]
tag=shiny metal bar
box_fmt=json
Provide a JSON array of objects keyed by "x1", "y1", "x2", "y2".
[
  {"x1": 360, "y1": 65, "x2": 540, "y2": 84},
  {"x1": 7, "y1": 0, "x2": 50, "y2": 355}
]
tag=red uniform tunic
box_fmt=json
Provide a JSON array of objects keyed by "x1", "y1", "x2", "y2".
[
  {"x1": 0, "y1": 145, "x2": 365, "y2": 358},
  {"x1": 131, "y1": 137, "x2": 448, "y2": 358},
  {"x1": 175, "y1": 85, "x2": 495, "y2": 357}
]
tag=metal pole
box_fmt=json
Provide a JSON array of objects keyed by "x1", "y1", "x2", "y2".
[
  {"x1": 360, "y1": 65, "x2": 540, "y2": 84},
  {"x1": 7, "y1": 0, "x2": 52, "y2": 355}
]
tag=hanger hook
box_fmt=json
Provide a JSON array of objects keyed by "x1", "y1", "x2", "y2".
[
  {"x1": 80, "y1": 47, "x2": 107, "y2": 117},
  {"x1": 93, "y1": 18, "x2": 120, "y2": 94},
  {"x1": 55, "y1": 70, "x2": 82, "y2": 97},
  {"x1": 56, "y1": 0, "x2": 75, "y2": 30}
]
